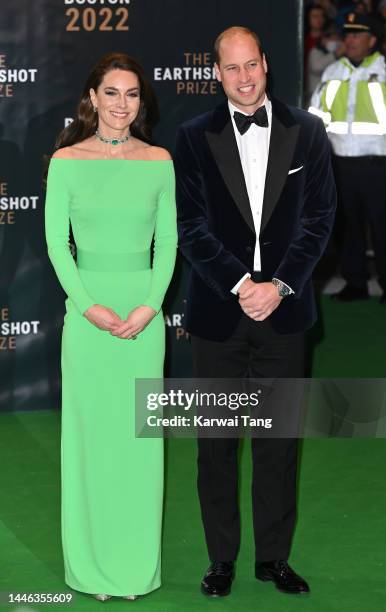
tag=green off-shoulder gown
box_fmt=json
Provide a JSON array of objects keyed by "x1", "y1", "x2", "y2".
[{"x1": 44, "y1": 158, "x2": 177, "y2": 596}]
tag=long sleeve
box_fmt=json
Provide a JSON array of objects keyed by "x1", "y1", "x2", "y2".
[
  {"x1": 44, "y1": 159, "x2": 96, "y2": 316},
  {"x1": 142, "y1": 163, "x2": 178, "y2": 313},
  {"x1": 174, "y1": 126, "x2": 249, "y2": 301},
  {"x1": 272, "y1": 118, "x2": 336, "y2": 295}
]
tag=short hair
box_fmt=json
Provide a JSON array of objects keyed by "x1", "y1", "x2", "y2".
[{"x1": 214, "y1": 26, "x2": 264, "y2": 64}]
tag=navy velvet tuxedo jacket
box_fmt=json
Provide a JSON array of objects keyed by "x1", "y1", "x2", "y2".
[{"x1": 174, "y1": 97, "x2": 336, "y2": 341}]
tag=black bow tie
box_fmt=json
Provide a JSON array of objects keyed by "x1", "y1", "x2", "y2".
[{"x1": 233, "y1": 106, "x2": 269, "y2": 134}]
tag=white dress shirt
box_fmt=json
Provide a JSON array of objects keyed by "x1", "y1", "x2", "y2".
[
  {"x1": 229, "y1": 96, "x2": 271, "y2": 294},
  {"x1": 228, "y1": 97, "x2": 294, "y2": 296}
]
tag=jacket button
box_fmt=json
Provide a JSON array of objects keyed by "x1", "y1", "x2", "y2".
[{"x1": 245, "y1": 246, "x2": 253, "y2": 253}]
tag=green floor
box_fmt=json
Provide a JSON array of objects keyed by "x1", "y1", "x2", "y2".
[
  {"x1": 311, "y1": 295, "x2": 386, "y2": 377},
  {"x1": 1, "y1": 297, "x2": 386, "y2": 611}
]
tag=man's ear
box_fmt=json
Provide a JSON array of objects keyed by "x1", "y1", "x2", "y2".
[
  {"x1": 262, "y1": 54, "x2": 268, "y2": 74},
  {"x1": 214, "y1": 62, "x2": 222, "y2": 82},
  {"x1": 369, "y1": 34, "x2": 377, "y2": 50}
]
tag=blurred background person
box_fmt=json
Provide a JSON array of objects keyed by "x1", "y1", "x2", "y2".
[
  {"x1": 378, "y1": 0, "x2": 386, "y2": 21},
  {"x1": 304, "y1": 3, "x2": 328, "y2": 67},
  {"x1": 377, "y1": 0, "x2": 386, "y2": 56},
  {"x1": 316, "y1": 0, "x2": 339, "y2": 20},
  {"x1": 336, "y1": 0, "x2": 370, "y2": 25},
  {"x1": 305, "y1": 22, "x2": 345, "y2": 105},
  {"x1": 355, "y1": 0, "x2": 371, "y2": 14},
  {"x1": 309, "y1": 13, "x2": 386, "y2": 303}
]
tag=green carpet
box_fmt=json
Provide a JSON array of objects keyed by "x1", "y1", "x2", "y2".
[
  {"x1": 311, "y1": 295, "x2": 386, "y2": 377},
  {"x1": 1, "y1": 297, "x2": 386, "y2": 611}
]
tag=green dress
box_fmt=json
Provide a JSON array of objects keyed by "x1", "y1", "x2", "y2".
[{"x1": 44, "y1": 158, "x2": 177, "y2": 596}]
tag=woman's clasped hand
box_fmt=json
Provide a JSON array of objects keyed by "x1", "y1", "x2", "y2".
[{"x1": 84, "y1": 303, "x2": 156, "y2": 339}]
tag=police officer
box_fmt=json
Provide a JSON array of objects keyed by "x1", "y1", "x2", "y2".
[{"x1": 309, "y1": 13, "x2": 386, "y2": 303}]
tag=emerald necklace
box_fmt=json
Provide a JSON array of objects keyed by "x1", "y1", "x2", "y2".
[{"x1": 95, "y1": 129, "x2": 131, "y2": 146}]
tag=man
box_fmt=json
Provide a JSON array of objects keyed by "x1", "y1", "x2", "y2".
[
  {"x1": 174, "y1": 26, "x2": 336, "y2": 597},
  {"x1": 309, "y1": 13, "x2": 386, "y2": 302}
]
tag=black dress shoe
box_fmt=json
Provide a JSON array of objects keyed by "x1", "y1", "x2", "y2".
[
  {"x1": 255, "y1": 560, "x2": 310, "y2": 595},
  {"x1": 201, "y1": 561, "x2": 234, "y2": 597},
  {"x1": 331, "y1": 285, "x2": 369, "y2": 301},
  {"x1": 380, "y1": 293, "x2": 386, "y2": 305}
]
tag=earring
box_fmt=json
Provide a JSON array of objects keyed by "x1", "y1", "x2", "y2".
[{"x1": 93, "y1": 106, "x2": 97, "y2": 113}]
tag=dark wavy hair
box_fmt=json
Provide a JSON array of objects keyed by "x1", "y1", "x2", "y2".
[{"x1": 54, "y1": 52, "x2": 159, "y2": 152}]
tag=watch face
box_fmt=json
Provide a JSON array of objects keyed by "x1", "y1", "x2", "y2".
[{"x1": 272, "y1": 279, "x2": 291, "y2": 297}]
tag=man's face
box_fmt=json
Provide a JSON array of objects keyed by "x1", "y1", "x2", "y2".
[
  {"x1": 215, "y1": 33, "x2": 268, "y2": 114},
  {"x1": 344, "y1": 31, "x2": 376, "y2": 63}
]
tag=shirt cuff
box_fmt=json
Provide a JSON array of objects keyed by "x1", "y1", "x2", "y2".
[
  {"x1": 272, "y1": 277, "x2": 295, "y2": 295},
  {"x1": 231, "y1": 272, "x2": 251, "y2": 295}
]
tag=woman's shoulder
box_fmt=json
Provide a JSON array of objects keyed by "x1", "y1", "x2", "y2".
[
  {"x1": 143, "y1": 146, "x2": 172, "y2": 161},
  {"x1": 51, "y1": 146, "x2": 74, "y2": 160},
  {"x1": 52, "y1": 139, "x2": 96, "y2": 160}
]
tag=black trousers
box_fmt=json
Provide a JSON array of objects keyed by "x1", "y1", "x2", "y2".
[
  {"x1": 332, "y1": 155, "x2": 386, "y2": 292},
  {"x1": 190, "y1": 311, "x2": 304, "y2": 563}
]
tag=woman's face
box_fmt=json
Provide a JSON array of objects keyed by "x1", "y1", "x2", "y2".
[
  {"x1": 90, "y1": 69, "x2": 141, "y2": 134},
  {"x1": 356, "y1": 2, "x2": 367, "y2": 14},
  {"x1": 309, "y1": 8, "x2": 325, "y2": 31}
]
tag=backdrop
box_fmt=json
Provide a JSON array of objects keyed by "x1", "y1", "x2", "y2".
[{"x1": 0, "y1": 0, "x2": 303, "y2": 411}]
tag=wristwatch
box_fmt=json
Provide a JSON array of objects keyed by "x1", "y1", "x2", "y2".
[{"x1": 272, "y1": 278, "x2": 293, "y2": 298}]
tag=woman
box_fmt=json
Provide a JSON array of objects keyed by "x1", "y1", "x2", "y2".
[
  {"x1": 44, "y1": 53, "x2": 177, "y2": 601},
  {"x1": 304, "y1": 3, "x2": 327, "y2": 65}
]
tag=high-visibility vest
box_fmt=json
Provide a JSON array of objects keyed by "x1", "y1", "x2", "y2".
[{"x1": 309, "y1": 52, "x2": 386, "y2": 156}]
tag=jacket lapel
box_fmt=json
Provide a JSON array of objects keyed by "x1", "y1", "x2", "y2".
[
  {"x1": 261, "y1": 99, "x2": 300, "y2": 232},
  {"x1": 204, "y1": 98, "x2": 300, "y2": 235},
  {"x1": 205, "y1": 102, "x2": 255, "y2": 232}
]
